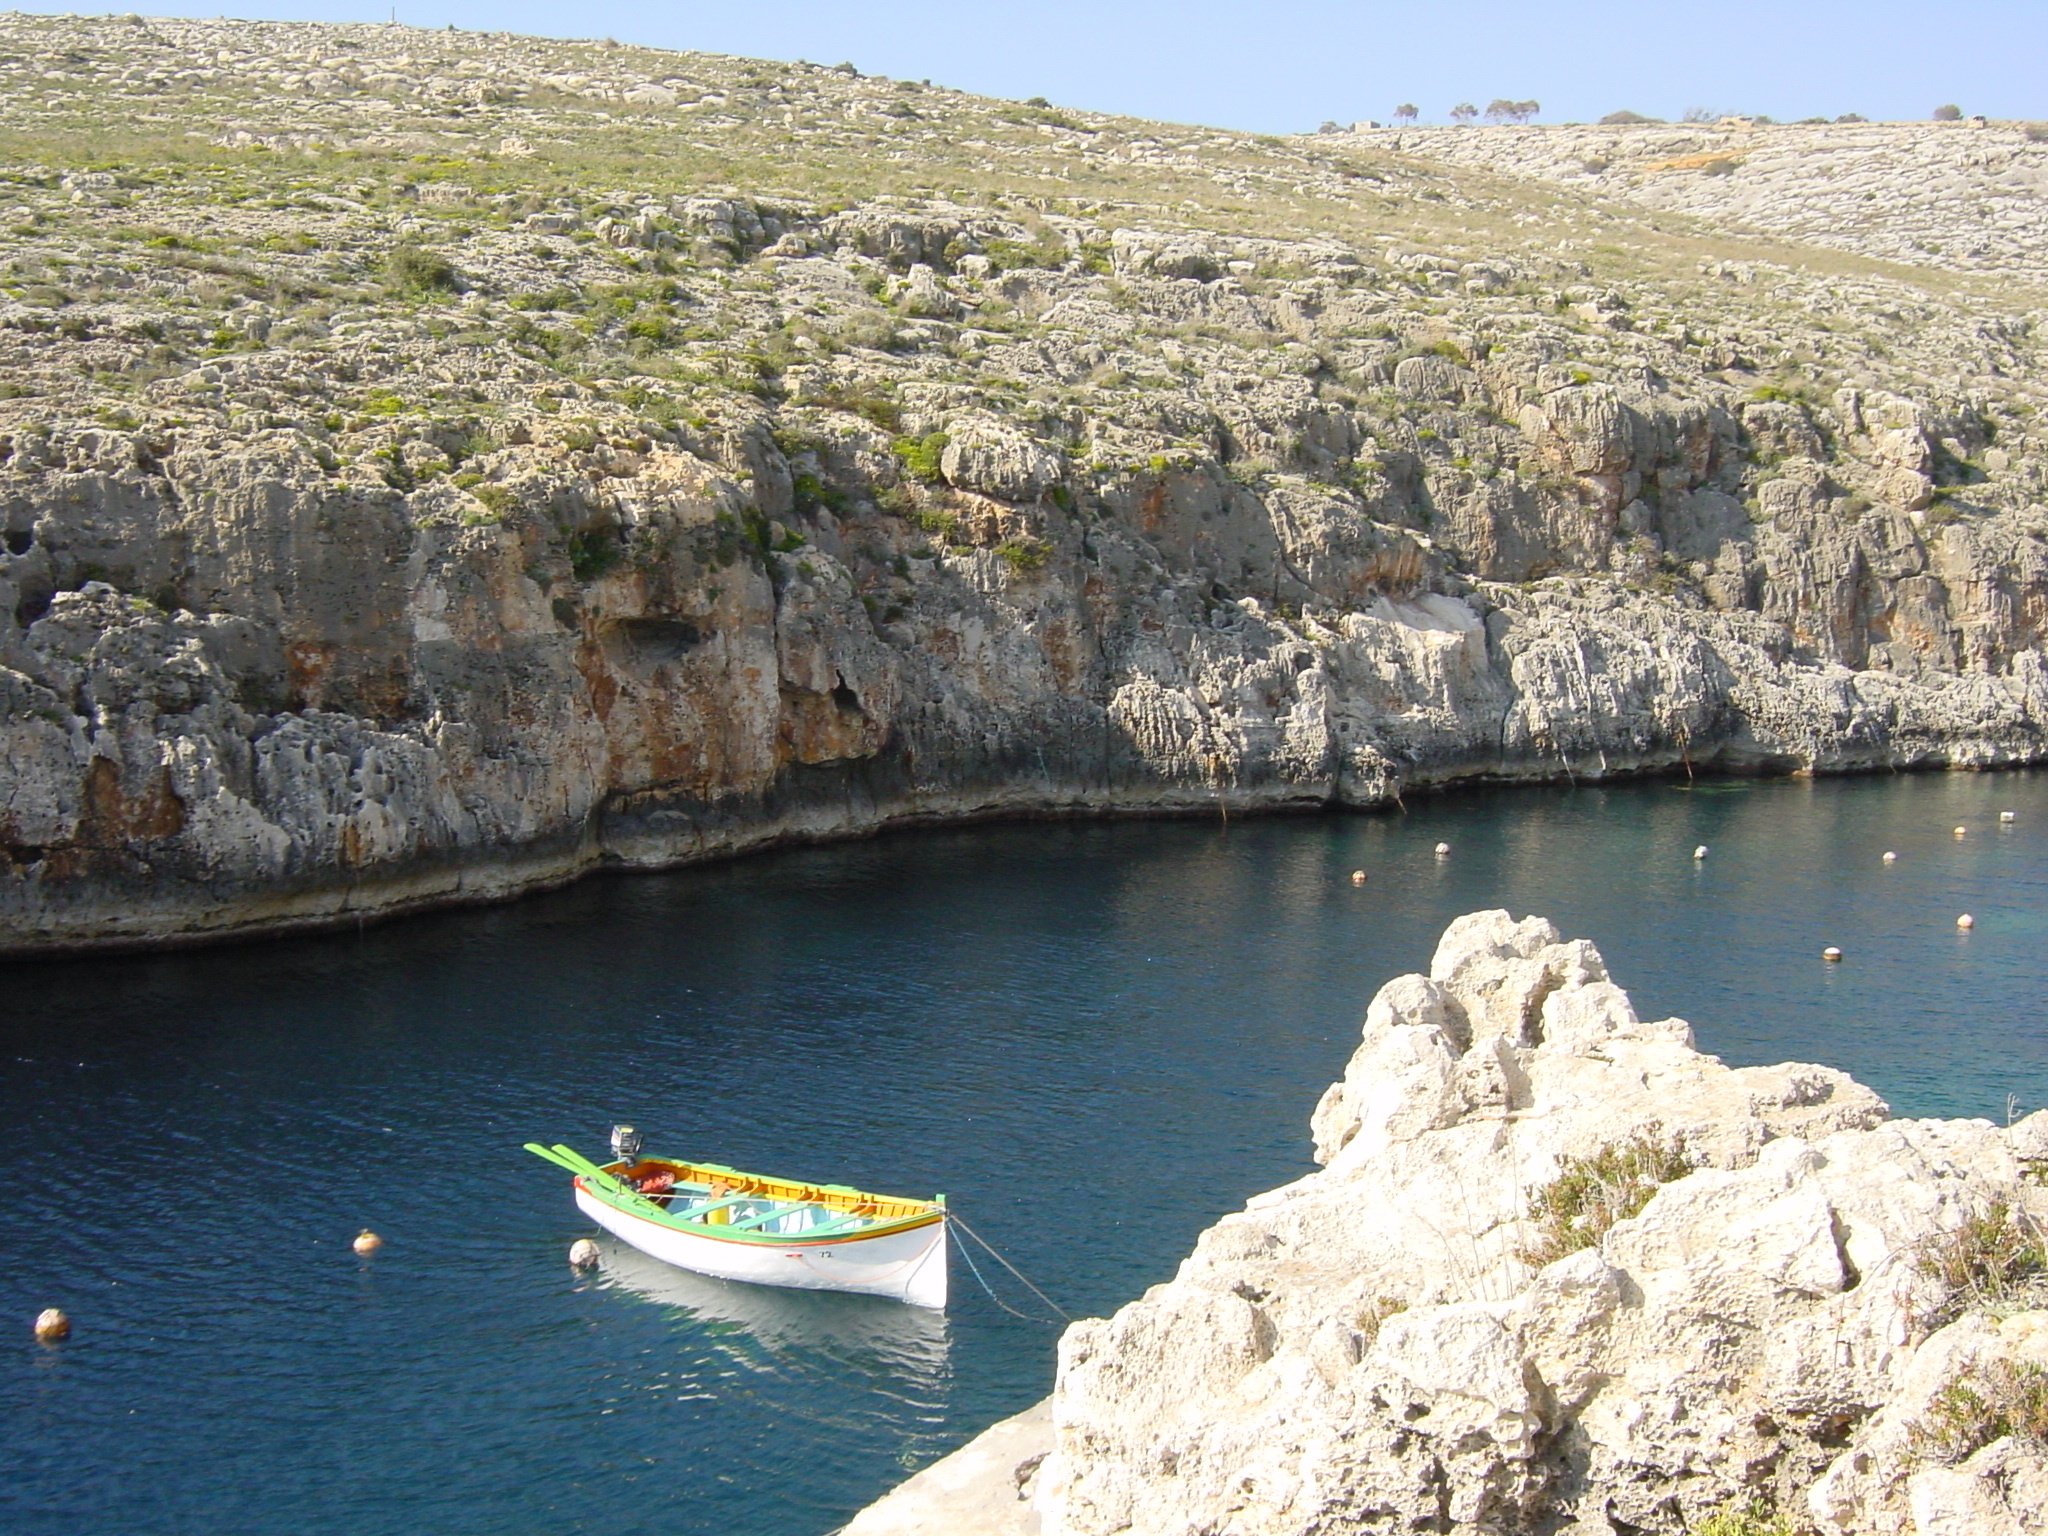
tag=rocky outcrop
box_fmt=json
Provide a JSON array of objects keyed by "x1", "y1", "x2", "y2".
[
  {"x1": 852, "y1": 912, "x2": 2048, "y2": 1535},
  {"x1": 4, "y1": 404, "x2": 2044, "y2": 952}
]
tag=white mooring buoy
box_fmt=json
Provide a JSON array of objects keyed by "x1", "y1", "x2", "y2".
[
  {"x1": 1822, "y1": 946, "x2": 1844, "y2": 962},
  {"x1": 1957, "y1": 913, "x2": 1976, "y2": 930},
  {"x1": 353, "y1": 1230, "x2": 384, "y2": 1256},
  {"x1": 2000, "y1": 810, "x2": 2017, "y2": 823},
  {"x1": 1882, "y1": 851, "x2": 1898, "y2": 863},
  {"x1": 33, "y1": 1308, "x2": 69, "y2": 1342},
  {"x1": 1434, "y1": 842, "x2": 1451, "y2": 857},
  {"x1": 1693, "y1": 845, "x2": 1709, "y2": 860},
  {"x1": 1954, "y1": 826, "x2": 1968, "y2": 839},
  {"x1": 569, "y1": 1238, "x2": 601, "y2": 1269},
  {"x1": 1350, "y1": 870, "x2": 1367, "y2": 886}
]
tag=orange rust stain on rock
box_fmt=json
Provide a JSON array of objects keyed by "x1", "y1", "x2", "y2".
[
  {"x1": 287, "y1": 641, "x2": 337, "y2": 711},
  {"x1": 82, "y1": 758, "x2": 185, "y2": 843},
  {"x1": 575, "y1": 642, "x2": 621, "y2": 724},
  {"x1": 1139, "y1": 481, "x2": 1169, "y2": 535}
]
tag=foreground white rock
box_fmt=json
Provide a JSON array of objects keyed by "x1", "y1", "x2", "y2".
[{"x1": 852, "y1": 911, "x2": 2048, "y2": 1534}]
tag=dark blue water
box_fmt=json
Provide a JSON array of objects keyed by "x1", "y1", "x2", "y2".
[{"x1": 4, "y1": 771, "x2": 2046, "y2": 1536}]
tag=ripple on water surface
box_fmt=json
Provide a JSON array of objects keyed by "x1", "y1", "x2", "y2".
[{"x1": 3, "y1": 772, "x2": 2045, "y2": 1535}]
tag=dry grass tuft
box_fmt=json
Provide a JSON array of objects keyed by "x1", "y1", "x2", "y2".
[
  {"x1": 1912, "y1": 1358, "x2": 2048, "y2": 1463},
  {"x1": 1912, "y1": 1198, "x2": 2048, "y2": 1328},
  {"x1": 1521, "y1": 1130, "x2": 1694, "y2": 1267}
]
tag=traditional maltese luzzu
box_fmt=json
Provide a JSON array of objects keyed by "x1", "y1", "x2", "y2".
[{"x1": 525, "y1": 1132, "x2": 948, "y2": 1308}]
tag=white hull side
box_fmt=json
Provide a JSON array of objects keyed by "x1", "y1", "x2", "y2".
[{"x1": 574, "y1": 1186, "x2": 949, "y2": 1309}]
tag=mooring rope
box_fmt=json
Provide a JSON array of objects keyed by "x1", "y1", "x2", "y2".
[{"x1": 948, "y1": 1210, "x2": 1072, "y2": 1325}]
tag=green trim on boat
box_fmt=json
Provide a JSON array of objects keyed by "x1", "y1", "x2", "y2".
[{"x1": 528, "y1": 1141, "x2": 943, "y2": 1243}]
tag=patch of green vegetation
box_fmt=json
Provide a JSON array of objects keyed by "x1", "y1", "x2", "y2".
[
  {"x1": 509, "y1": 287, "x2": 578, "y2": 312},
  {"x1": 891, "y1": 430, "x2": 950, "y2": 483},
  {"x1": 1913, "y1": 1199, "x2": 2048, "y2": 1328},
  {"x1": 1913, "y1": 1359, "x2": 2048, "y2": 1463},
  {"x1": 466, "y1": 483, "x2": 514, "y2": 517},
  {"x1": 1521, "y1": 1131, "x2": 1694, "y2": 1267},
  {"x1": 790, "y1": 472, "x2": 849, "y2": 516},
  {"x1": 809, "y1": 384, "x2": 901, "y2": 432},
  {"x1": 1689, "y1": 1494, "x2": 1798, "y2": 1536},
  {"x1": 995, "y1": 535, "x2": 1051, "y2": 573},
  {"x1": 982, "y1": 232, "x2": 1068, "y2": 273},
  {"x1": 384, "y1": 242, "x2": 460, "y2": 295},
  {"x1": 567, "y1": 526, "x2": 623, "y2": 582},
  {"x1": 1746, "y1": 384, "x2": 1819, "y2": 407},
  {"x1": 906, "y1": 505, "x2": 960, "y2": 540}
]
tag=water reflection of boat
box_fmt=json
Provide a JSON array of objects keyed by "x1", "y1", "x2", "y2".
[{"x1": 594, "y1": 1236, "x2": 952, "y2": 1382}]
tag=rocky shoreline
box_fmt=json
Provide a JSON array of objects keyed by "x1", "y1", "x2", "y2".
[
  {"x1": 2, "y1": 17, "x2": 2047, "y2": 954},
  {"x1": 846, "y1": 911, "x2": 2048, "y2": 1536}
]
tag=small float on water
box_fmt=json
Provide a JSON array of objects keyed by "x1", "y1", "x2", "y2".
[{"x1": 526, "y1": 1128, "x2": 948, "y2": 1309}]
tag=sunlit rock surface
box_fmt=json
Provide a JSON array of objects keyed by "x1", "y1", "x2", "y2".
[{"x1": 852, "y1": 912, "x2": 2048, "y2": 1535}]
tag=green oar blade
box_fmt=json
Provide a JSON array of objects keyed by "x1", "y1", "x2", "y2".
[
  {"x1": 522, "y1": 1142, "x2": 585, "y2": 1175},
  {"x1": 550, "y1": 1144, "x2": 629, "y2": 1194}
]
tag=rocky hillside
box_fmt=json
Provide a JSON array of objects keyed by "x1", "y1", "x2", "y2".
[
  {"x1": 1344, "y1": 119, "x2": 2048, "y2": 281},
  {"x1": 849, "y1": 912, "x2": 2048, "y2": 1536},
  {"x1": 2, "y1": 16, "x2": 2047, "y2": 951}
]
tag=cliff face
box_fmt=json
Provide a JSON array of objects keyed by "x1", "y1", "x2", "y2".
[
  {"x1": 2, "y1": 17, "x2": 2048, "y2": 950},
  {"x1": 1026, "y1": 912, "x2": 2048, "y2": 1536}
]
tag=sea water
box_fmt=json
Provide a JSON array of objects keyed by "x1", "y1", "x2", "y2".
[{"x1": 4, "y1": 771, "x2": 2045, "y2": 1535}]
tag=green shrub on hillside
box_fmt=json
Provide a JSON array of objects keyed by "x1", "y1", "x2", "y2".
[{"x1": 891, "y1": 431, "x2": 950, "y2": 483}]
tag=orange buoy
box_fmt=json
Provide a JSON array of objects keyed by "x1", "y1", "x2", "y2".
[
  {"x1": 33, "y1": 1308, "x2": 69, "y2": 1342},
  {"x1": 352, "y1": 1230, "x2": 384, "y2": 1256}
]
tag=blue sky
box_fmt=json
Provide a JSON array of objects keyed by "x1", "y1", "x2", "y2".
[{"x1": 28, "y1": 2, "x2": 2048, "y2": 133}]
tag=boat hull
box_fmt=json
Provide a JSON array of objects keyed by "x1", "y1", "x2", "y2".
[{"x1": 573, "y1": 1184, "x2": 949, "y2": 1309}]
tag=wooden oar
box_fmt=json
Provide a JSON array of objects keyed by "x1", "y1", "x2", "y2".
[
  {"x1": 523, "y1": 1142, "x2": 586, "y2": 1176},
  {"x1": 549, "y1": 1143, "x2": 637, "y2": 1197}
]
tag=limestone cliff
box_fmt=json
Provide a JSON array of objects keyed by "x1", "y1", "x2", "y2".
[
  {"x1": 851, "y1": 912, "x2": 2048, "y2": 1536},
  {"x1": 2, "y1": 18, "x2": 2047, "y2": 950}
]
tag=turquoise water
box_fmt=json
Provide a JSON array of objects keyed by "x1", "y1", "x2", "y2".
[{"x1": 3, "y1": 771, "x2": 2045, "y2": 1535}]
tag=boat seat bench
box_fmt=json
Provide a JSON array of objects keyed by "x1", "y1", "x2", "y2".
[
  {"x1": 671, "y1": 1194, "x2": 751, "y2": 1222},
  {"x1": 726, "y1": 1204, "x2": 826, "y2": 1233}
]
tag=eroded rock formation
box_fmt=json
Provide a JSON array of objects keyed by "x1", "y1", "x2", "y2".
[
  {"x1": 844, "y1": 912, "x2": 2048, "y2": 1536},
  {"x1": 1009, "y1": 912, "x2": 2048, "y2": 1535}
]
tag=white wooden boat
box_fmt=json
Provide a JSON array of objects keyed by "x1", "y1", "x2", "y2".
[{"x1": 526, "y1": 1132, "x2": 948, "y2": 1309}]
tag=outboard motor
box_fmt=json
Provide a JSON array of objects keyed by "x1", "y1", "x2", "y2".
[{"x1": 610, "y1": 1124, "x2": 643, "y2": 1168}]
